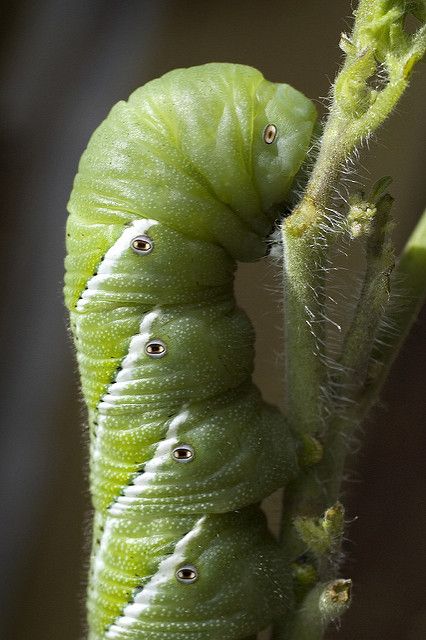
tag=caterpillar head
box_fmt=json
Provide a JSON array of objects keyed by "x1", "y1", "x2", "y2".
[
  {"x1": 252, "y1": 79, "x2": 317, "y2": 211},
  {"x1": 143, "y1": 63, "x2": 316, "y2": 252},
  {"x1": 65, "y1": 62, "x2": 317, "y2": 284}
]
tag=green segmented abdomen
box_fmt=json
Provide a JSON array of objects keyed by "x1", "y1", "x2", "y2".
[{"x1": 64, "y1": 63, "x2": 316, "y2": 639}]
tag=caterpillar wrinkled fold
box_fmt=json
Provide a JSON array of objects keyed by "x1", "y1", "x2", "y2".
[{"x1": 64, "y1": 63, "x2": 316, "y2": 639}]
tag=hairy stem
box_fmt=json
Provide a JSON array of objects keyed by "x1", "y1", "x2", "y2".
[
  {"x1": 274, "y1": 2, "x2": 426, "y2": 638},
  {"x1": 321, "y1": 208, "x2": 426, "y2": 504},
  {"x1": 364, "y1": 208, "x2": 426, "y2": 404},
  {"x1": 339, "y1": 193, "x2": 395, "y2": 389}
]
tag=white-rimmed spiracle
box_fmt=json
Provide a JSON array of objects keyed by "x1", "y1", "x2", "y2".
[
  {"x1": 175, "y1": 565, "x2": 198, "y2": 584},
  {"x1": 131, "y1": 234, "x2": 154, "y2": 255},
  {"x1": 145, "y1": 339, "x2": 167, "y2": 358},
  {"x1": 172, "y1": 444, "x2": 194, "y2": 462},
  {"x1": 263, "y1": 123, "x2": 277, "y2": 144}
]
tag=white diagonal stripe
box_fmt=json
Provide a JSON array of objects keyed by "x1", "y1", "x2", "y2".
[
  {"x1": 106, "y1": 515, "x2": 206, "y2": 637},
  {"x1": 77, "y1": 218, "x2": 158, "y2": 310}
]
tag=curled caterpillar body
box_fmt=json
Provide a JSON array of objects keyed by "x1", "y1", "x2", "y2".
[{"x1": 64, "y1": 63, "x2": 316, "y2": 639}]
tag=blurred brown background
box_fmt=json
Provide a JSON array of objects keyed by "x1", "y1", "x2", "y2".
[{"x1": 1, "y1": 2, "x2": 425, "y2": 639}]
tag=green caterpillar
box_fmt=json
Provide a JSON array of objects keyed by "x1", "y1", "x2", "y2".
[{"x1": 64, "y1": 63, "x2": 316, "y2": 639}]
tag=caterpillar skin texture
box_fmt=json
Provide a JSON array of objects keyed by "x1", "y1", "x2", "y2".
[{"x1": 64, "y1": 63, "x2": 316, "y2": 639}]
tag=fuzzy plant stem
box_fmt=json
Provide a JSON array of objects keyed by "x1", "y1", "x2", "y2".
[
  {"x1": 324, "y1": 206, "x2": 426, "y2": 505},
  {"x1": 273, "y1": 2, "x2": 426, "y2": 639}
]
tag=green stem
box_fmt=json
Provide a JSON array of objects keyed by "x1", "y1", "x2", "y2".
[
  {"x1": 365, "y1": 208, "x2": 426, "y2": 403},
  {"x1": 275, "y1": 2, "x2": 426, "y2": 639},
  {"x1": 321, "y1": 208, "x2": 426, "y2": 503},
  {"x1": 339, "y1": 192, "x2": 395, "y2": 398},
  {"x1": 282, "y1": 234, "x2": 327, "y2": 436},
  {"x1": 281, "y1": 0, "x2": 426, "y2": 439}
]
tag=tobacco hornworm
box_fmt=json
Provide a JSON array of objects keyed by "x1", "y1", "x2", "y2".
[{"x1": 64, "y1": 63, "x2": 316, "y2": 639}]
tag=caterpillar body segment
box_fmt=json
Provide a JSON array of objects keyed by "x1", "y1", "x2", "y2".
[{"x1": 64, "y1": 63, "x2": 316, "y2": 639}]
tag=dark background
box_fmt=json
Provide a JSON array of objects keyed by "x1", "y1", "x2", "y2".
[{"x1": 1, "y1": 2, "x2": 425, "y2": 639}]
